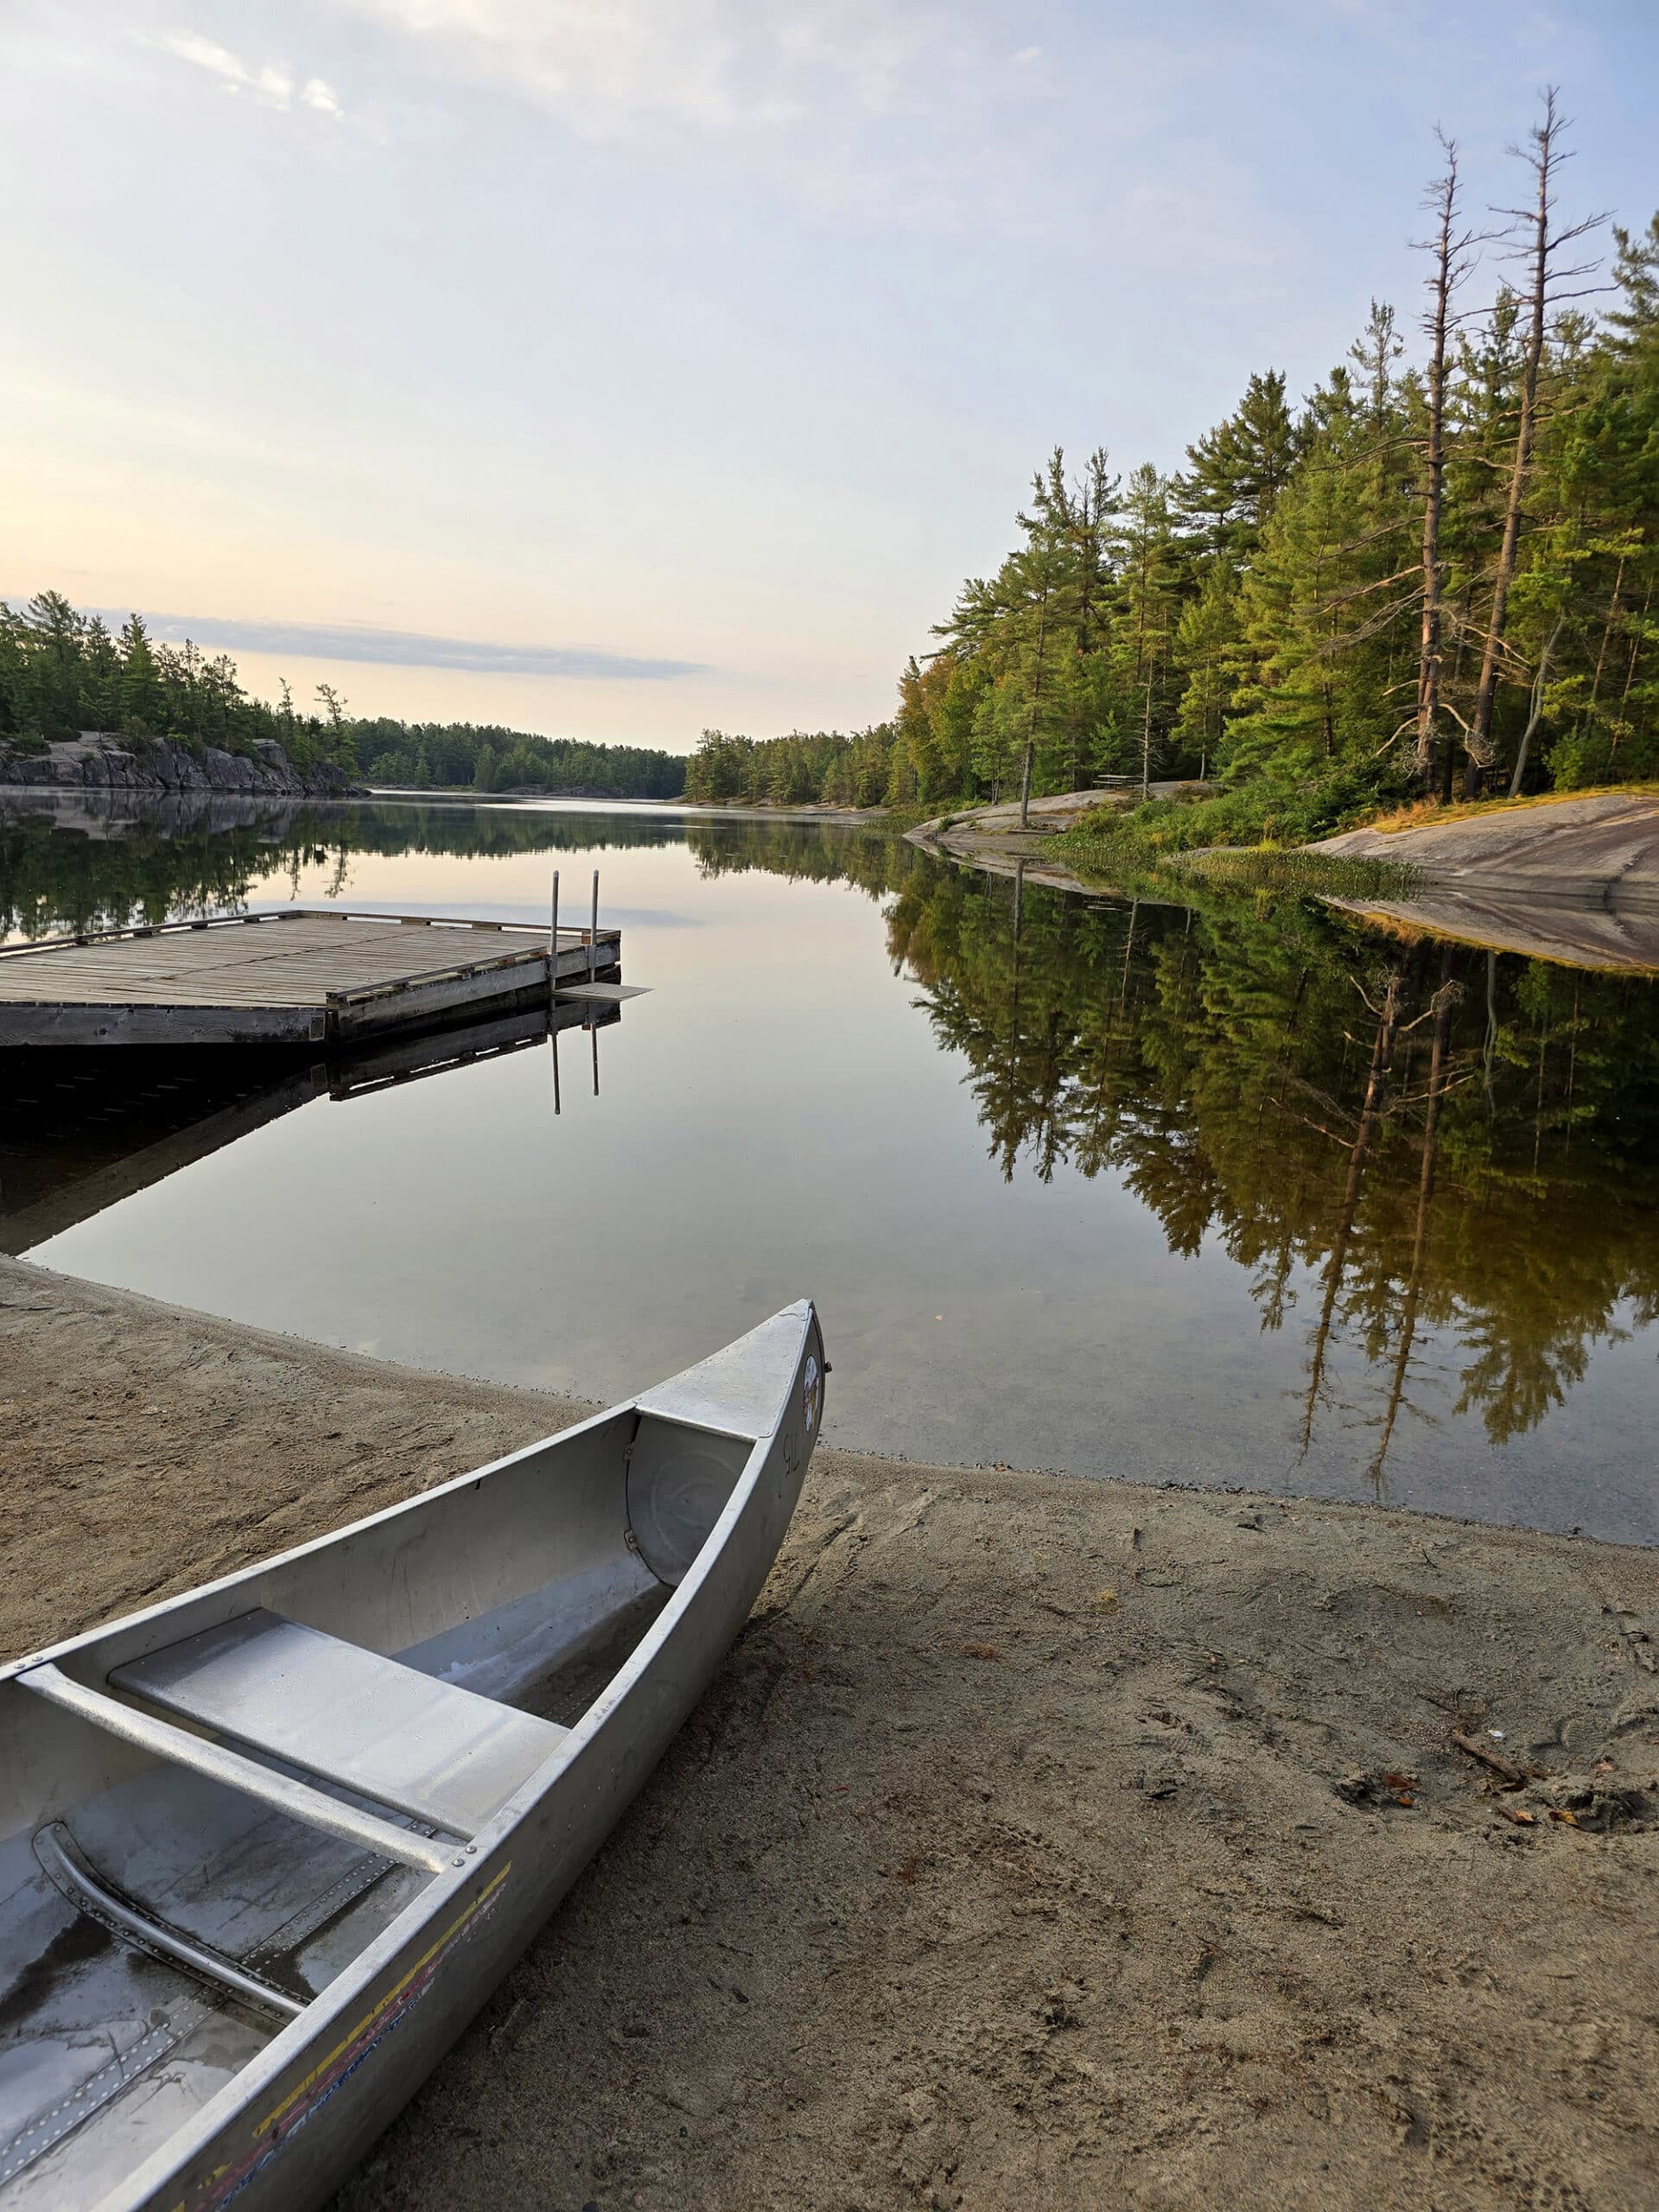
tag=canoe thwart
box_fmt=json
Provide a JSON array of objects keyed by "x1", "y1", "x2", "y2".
[
  {"x1": 17, "y1": 1662, "x2": 456, "y2": 1875},
  {"x1": 111, "y1": 1610, "x2": 569, "y2": 1839}
]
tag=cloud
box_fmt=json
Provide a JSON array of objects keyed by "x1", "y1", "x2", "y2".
[
  {"x1": 321, "y1": 0, "x2": 1101, "y2": 227},
  {"x1": 90, "y1": 610, "x2": 709, "y2": 681},
  {"x1": 333, "y1": 0, "x2": 850, "y2": 135},
  {"x1": 359, "y1": 0, "x2": 1045, "y2": 136},
  {"x1": 307, "y1": 4, "x2": 1248, "y2": 242},
  {"x1": 156, "y1": 29, "x2": 344, "y2": 119}
]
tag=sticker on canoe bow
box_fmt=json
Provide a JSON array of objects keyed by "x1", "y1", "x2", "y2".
[{"x1": 803, "y1": 1353, "x2": 820, "y2": 1434}]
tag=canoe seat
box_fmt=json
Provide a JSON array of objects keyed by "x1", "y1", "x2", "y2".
[{"x1": 110, "y1": 1609, "x2": 568, "y2": 1839}]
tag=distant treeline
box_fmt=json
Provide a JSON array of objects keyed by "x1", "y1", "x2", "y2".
[
  {"x1": 682, "y1": 726, "x2": 900, "y2": 807},
  {"x1": 0, "y1": 594, "x2": 687, "y2": 799},
  {"x1": 352, "y1": 719, "x2": 685, "y2": 798},
  {"x1": 695, "y1": 102, "x2": 1659, "y2": 836}
]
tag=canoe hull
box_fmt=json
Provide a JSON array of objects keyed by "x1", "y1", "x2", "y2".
[{"x1": 4, "y1": 1304, "x2": 824, "y2": 2212}]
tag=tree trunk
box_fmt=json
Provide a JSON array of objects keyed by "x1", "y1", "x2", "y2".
[
  {"x1": 1589, "y1": 555, "x2": 1626, "y2": 703},
  {"x1": 1507, "y1": 613, "x2": 1566, "y2": 795},
  {"x1": 1141, "y1": 671, "x2": 1154, "y2": 798},
  {"x1": 1415, "y1": 140, "x2": 1463, "y2": 794},
  {"x1": 1020, "y1": 580, "x2": 1049, "y2": 830}
]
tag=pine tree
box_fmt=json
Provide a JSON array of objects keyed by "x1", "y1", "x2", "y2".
[
  {"x1": 1173, "y1": 561, "x2": 1239, "y2": 775},
  {"x1": 24, "y1": 592, "x2": 89, "y2": 737},
  {"x1": 1410, "y1": 133, "x2": 1474, "y2": 791},
  {"x1": 1179, "y1": 371, "x2": 1304, "y2": 560},
  {"x1": 1109, "y1": 465, "x2": 1183, "y2": 794},
  {"x1": 1224, "y1": 354, "x2": 1414, "y2": 791}
]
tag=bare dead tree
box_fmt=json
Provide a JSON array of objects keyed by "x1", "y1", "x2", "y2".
[
  {"x1": 1465, "y1": 88, "x2": 1606, "y2": 794},
  {"x1": 1412, "y1": 135, "x2": 1475, "y2": 794}
]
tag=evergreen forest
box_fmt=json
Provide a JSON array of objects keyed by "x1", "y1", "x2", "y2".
[
  {"x1": 687, "y1": 98, "x2": 1659, "y2": 841},
  {"x1": 348, "y1": 717, "x2": 684, "y2": 798},
  {"x1": 0, "y1": 594, "x2": 687, "y2": 799}
]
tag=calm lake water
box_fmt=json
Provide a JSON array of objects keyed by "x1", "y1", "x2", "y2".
[{"x1": 4, "y1": 791, "x2": 1656, "y2": 1543}]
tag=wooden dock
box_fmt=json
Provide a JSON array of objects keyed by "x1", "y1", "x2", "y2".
[{"x1": 0, "y1": 909, "x2": 632, "y2": 1047}]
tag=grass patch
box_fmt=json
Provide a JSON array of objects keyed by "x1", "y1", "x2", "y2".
[
  {"x1": 1052, "y1": 824, "x2": 1417, "y2": 903},
  {"x1": 1042, "y1": 783, "x2": 1421, "y2": 904},
  {"x1": 1171, "y1": 845, "x2": 1421, "y2": 899}
]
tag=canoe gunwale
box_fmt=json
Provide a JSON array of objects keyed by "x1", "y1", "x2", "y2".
[{"x1": 0, "y1": 1393, "x2": 638, "y2": 1692}]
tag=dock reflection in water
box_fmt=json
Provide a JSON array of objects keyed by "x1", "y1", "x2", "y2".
[
  {"x1": 0, "y1": 998, "x2": 619, "y2": 1255},
  {"x1": 3, "y1": 790, "x2": 1656, "y2": 1541}
]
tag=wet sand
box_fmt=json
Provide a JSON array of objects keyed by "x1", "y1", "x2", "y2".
[{"x1": 3, "y1": 1256, "x2": 1656, "y2": 2209}]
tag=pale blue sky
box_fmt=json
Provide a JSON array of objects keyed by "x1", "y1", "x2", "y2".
[{"x1": 3, "y1": 2, "x2": 1655, "y2": 747}]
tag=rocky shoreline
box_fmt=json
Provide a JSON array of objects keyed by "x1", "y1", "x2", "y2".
[
  {"x1": 910, "y1": 788, "x2": 1659, "y2": 969},
  {"x1": 0, "y1": 732, "x2": 361, "y2": 800},
  {"x1": 3, "y1": 1256, "x2": 1654, "y2": 2209},
  {"x1": 906, "y1": 786, "x2": 1191, "y2": 896},
  {"x1": 1313, "y1": 790, "x2": 1659, "y2": 911}
]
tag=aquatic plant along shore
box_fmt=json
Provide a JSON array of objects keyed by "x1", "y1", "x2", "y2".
[{"x1": 1, "y1": 1254, "x2": 1655, "y2": 2211}]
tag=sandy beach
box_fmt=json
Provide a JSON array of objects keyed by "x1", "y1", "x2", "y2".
[{"x1": 3, "y1": 1256, "x2": 1656, "y2": 2209}]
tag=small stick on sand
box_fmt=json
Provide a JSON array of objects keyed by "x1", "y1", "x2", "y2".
[{"x1": 1450, "y1": 1727, "x2": 1531, "y2": 1788}]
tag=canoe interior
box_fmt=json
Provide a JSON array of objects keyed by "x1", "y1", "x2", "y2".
[{"x1": 0, "y1": 1390, "x2": 762, "y2": 2208}]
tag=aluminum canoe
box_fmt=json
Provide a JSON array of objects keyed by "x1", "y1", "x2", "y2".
[{"x1": 0, "y1": 1300, "x2": 826, "y2": 2212}]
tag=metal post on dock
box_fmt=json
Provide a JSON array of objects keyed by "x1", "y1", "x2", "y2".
[
  {"x1": 589, "y1": 870, "x2": 599, "y2": 986},
  {"x1": 550, "y1": 869, "x2": 560, "y2": 989},
  {"x1": 550, "y1": 867, "x2": 563, "y2": 1114}
]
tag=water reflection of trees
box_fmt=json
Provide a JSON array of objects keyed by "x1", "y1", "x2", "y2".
[
  {"x1": 0, "y1": 798, "x2": 687, "y2": 939},
  {"x1": 10, "y1": 794, "x2": 1656, "y2": 1471},
  {"x1": 0, "y1": 801, "x2": 904, "y2": 942},
  {"x1": 690, "y1": 821, "x2": 1659, "y2": 1467},
  {"x1": 683, "y1": 818, "x2": 918, "y2": 899},
  {"x1": 888, "y1": 860, "x2": 1659, "y2": 1469}
]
